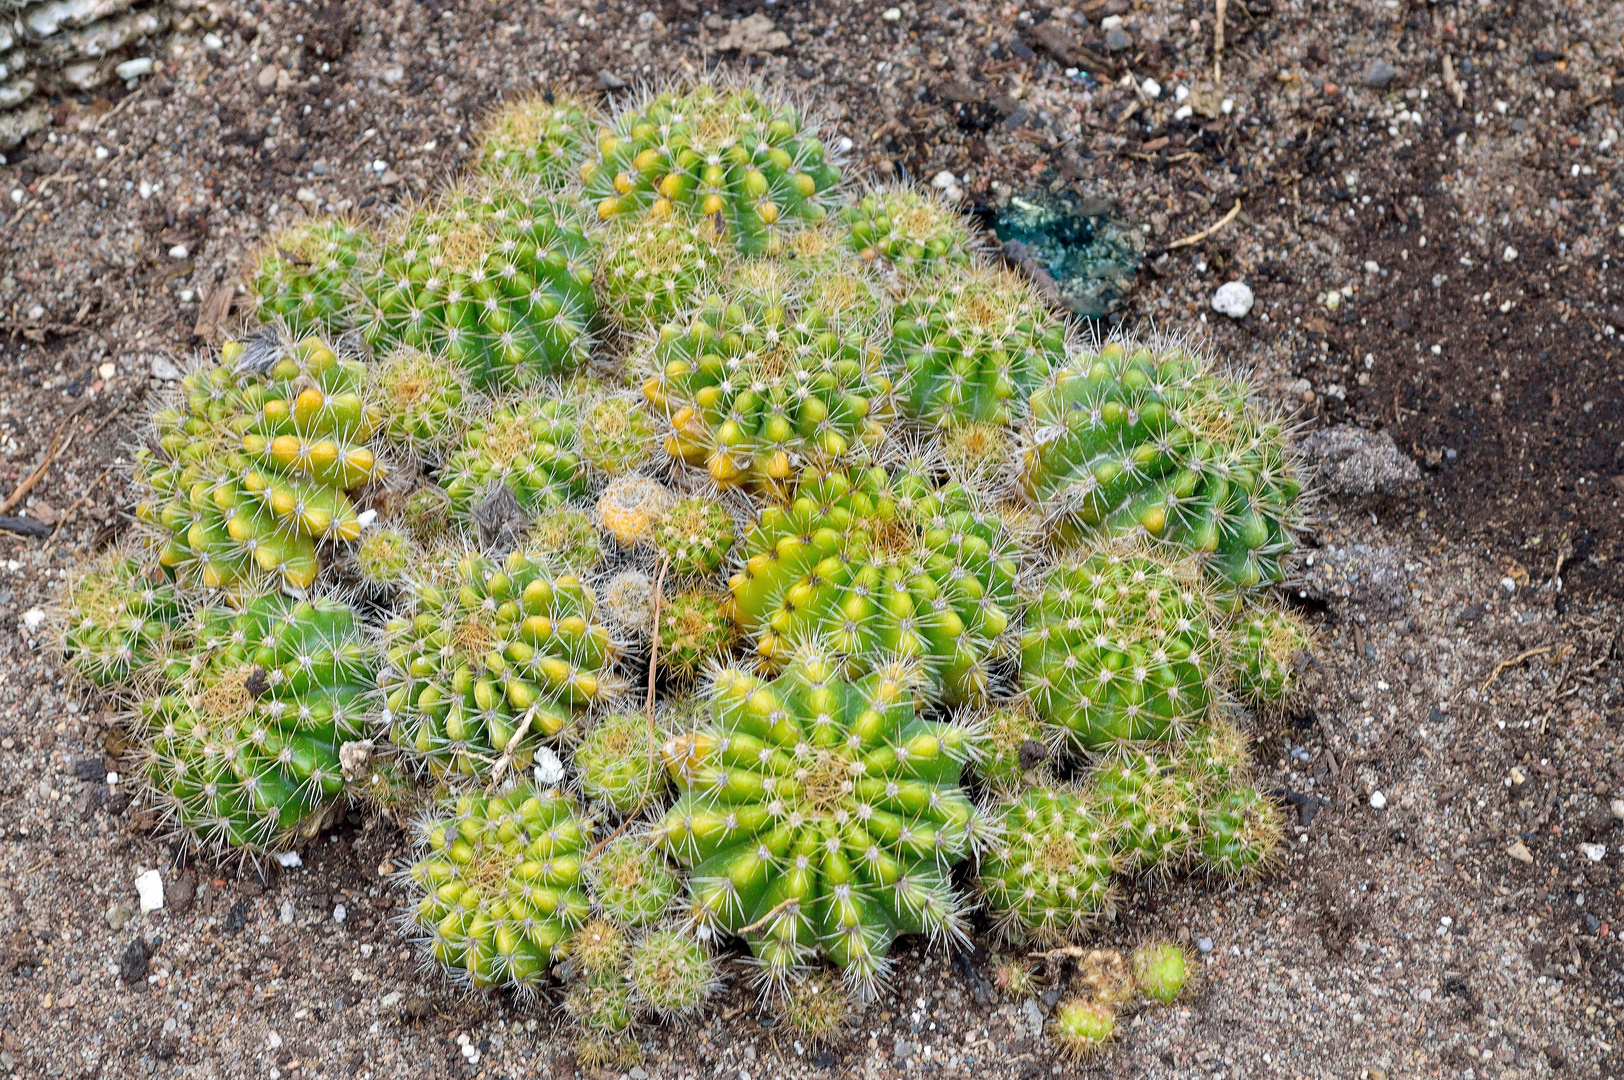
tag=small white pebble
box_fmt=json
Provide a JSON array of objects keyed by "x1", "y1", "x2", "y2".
[
  {"x1": 534, "y1": 746, "x2": 565, "y2": 786},
  {"x1": 1369, "y1": 790, "x2": 1387, "y2": 810},
  {"x1": 9, "y1": 189, "x2": 22, "y2": 205},
  {"x1": 136, "y1": 869, "x2": 165, "y2": 913},
  {"x1": 168, "y1": 244, "x2": 188, "y2": 259},
  {"x1": 1363, "y1": 260, "x2": 1381, "y2": 273},
  {"x1": 1174, "y1": 104, "x2": 1194, "y2": 120},
  {"x1": 202, "y1": 32, "x2": 224, "y2": 51},
  {"x1": 21, "y1": 607, "x2": 46, "y2": 631},
  {"x1": 1211, "y1": 280, "x2": 1254, "y2": 318},
  {"x1": 98, "y1": 361, "x2": 116, "y2": 379},
  {"x1": 274, "y1": 851, "x2": 303, "y2": 868},
  {"x1": 107, "y1": 771, "x2": 119, "y2": 786},
  {"x1": 882, "y1": 7, "x2": 902, "y2": 21},
  {"x1": 94, "y1": 145, "x2": 109, "y2": 160},
  {"x1": 1500, "y1": 577, "x2": 1516, "y2": 594},
  {"x1": 1141, "y1": 78, "x2": 1161, "y2": 99},
  {"x1": 333, "y1": 903, "x2": 347, "y2": 923},
  {"x1": 1221, "y1": 98, "x2": 1235, "y2": 114},
  {"x1": 115, "y1": 57, "x2": 155, "y2": 80},
  {"x1": 371, "y1": 159, "x2": 387, "y2": 173},
  {"x1": 1503, "y1": 245, "x2": 1519, "y2": 262},
  {"x1": 1579, "y1": 844, "x2": 1606, "y2": 863}
]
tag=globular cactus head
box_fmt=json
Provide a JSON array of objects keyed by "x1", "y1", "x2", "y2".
[
  {"x1": 351, "y1": 525, "x2": 418, "y2": 593},
  {"x1": 574, "y1": 710, "x2": 667, "y2": 813},
  {"x1": 359, "y1": 183, "x2": 598, "y2": 390},
  {"x1": 970, "y1": 702, "x2": 1050, "y2": 796},
  {"x1": 841, "y1": 182, "x2": 976, "y2": 277},
  {"x1": 598, "y1": 216, "x2": 729, "y2": 332},
  {"x1": 990, "y1": 954, "x2": 1038, "y2": 999},
  {"x1": 58, "y1": 545, "x2": 183, "y2": 689},
  {"x1": 1130, "y1": 940, "x2": 1190, "y2": 1004},
  {"x1": 347, "y1": 745, "x2": 421, "y2": 826},
  {"x1": 627, "y1": 928, "x2": 721, "y2": 1019},
  {"x1": 568, "y1": 916, "x2": 629, "y2": 982},
  {"x1": 654, "y1": 652, "x2": 985, "y2": 990},
  {"x1": 600, "y1": 569, "x2": 657, "y2": 640},
  {"x1": 407, "y1": 784, "x2": 593, "y2": 987},
  {"x1": 583, "y1": 81, "x2": 843, "y2": 255},
  {"x1": 657, "y1": 590, "x2": 735, "y2": 682},
  {"x1": 1021, "y1": 544, "x2": 1220, "y2": 753},
  {"x1": 1073, "y1": 948, "x2": 1135, "y2": 1006},
  {"x1": 597, "y1": 476, "x2": 673, "y2": 549},
  {"x1": 1086, "y1": 749, "x2": 1203, "y2": 873},
  {"x1": 639, "y1": 261, "x2": 893, "y2": 493},
  {"x1": 888, "y1": 264, "x2": 1067, "y2": 429},
  {"x1": 589, "y1": 833, "x2": 681, "y2": 928},
  {"x1": 1179, "y1": 719, "x2": 1253, "y2": 792},
  {"x1": 1198, "y1": 784, "x2": 1282, "y2": 878},
  {"x1": 380, "y1": 552, "x2": 623, "y2": 781},
  {"x1": 1229, "y1": 601, "x2": 1313, "y2": 705},
  {"x1": 571, "y1": 1031, "x2": 641, "y2": 1070},
  {"x1": 402, "y1": 486, "x2": 453, "y2": 542},
  {"x1": 772, "y1": 966, "x2": 853, "y2": 1045},
  {"x1": 139, "y1": 593, "x2": 377, "y2": 856},
  {"x1": 478, "y1": 91, "x2": 593, "y2": 187},
  {"x1": 370, "y1": 347, "x2": 467, "y2": 462},
  {"x1": 1048, "y1": 998, "x2": 1116, "y2": 1058},
  {"x1": 939, "y1": 421, "x2": 1015, "y2": 494},
  {"x1": 528, "y1": 504, "x2": 604, "y2": 574},
  {"x1": 1020, "y1": 338, "x2": 1303, "y2": 593},
  {"x1": 580, "y1": 391, "x2": 657, "y2": 478},
  {"x1": 250, "y1": 216, "x2": 375, "y2": 335},
  {"x1": 440, "y1": 395, "x2": 589, "y2": 522},
  {"x1": 653, "y1": 495, "x2": 736, "y2": 580},
  {"x1": 977, "y1": 786, "x2": 1116, "y2": 944}
]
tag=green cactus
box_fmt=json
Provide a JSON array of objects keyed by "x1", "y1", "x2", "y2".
[
  {"x1": 1048, "y1": 998, "x2": 1116, "y2": 1057},
  {"x1": 583, "y1": 83, "x2": 842, "y2": 255},
  {"x1": 136, "y1": 334, "x2": 385, "y2": 593},
  {"x1": 381, "y1": 552, "x2": 623, "y2": 781},
  {"x1": 976, "y1": 786, "x2": 1115, "y2": 943},
  {"x1": 1086, "y1": 750, "x2": 1204, "y2": 873},
  {"x1": 528, "y1": 505, "x2": 604, "y2": 574},
  {"x1": 1131, "y1": 940, "x2": 1190, "y2": 1004},
  {"x1": 653, "y1": 496, "x2": 736, "y2": 580},
  {"x1": 939, "y1": 421, "x2": 1015, "y2": 492},
  {"x1": 970, "y1": 702, "x2": 1050, "y2": 796},
  {"x1": 600, "y1": 570, "x2": 657, "y2": 640},
  {"x1": 350, "y1": 525, "x2": 417, "y2": 592},
  {"x1": 990, "y1": 954, "x2": 1038, "y2": 999},
  {"x1": 580, "y1": 391, "x2": 657, "y2": 478},
  {"x1": 729, "y1": 465, "x2": 1019, "y2": 705},
  {"x1": 1229, "y1": 601, "x2": 1312, "y2": 704},
  {"x1": 370, "y1": 346, "x2": 467, "y2": 461},
  {"x1": 842, "y1": 183, "x2": 975, "y2": 277},
  {"x1": 138, "y1": 593, "x2": 376, "y2": 853},
  {"x1": 358, "y1": 183, "x2": 597, "y2": 390},
  {"x1": 1198, "y1": 784, "x2": 1282, "y2": 877},
  {"x1": 639, "y1": 261, "x2": 893, "y2": 493},
  {"x1": 250, "y1": 217, "x2": 375, "y2": 335},
  {"x1": 589, "y1": 834, "x2": 681, "y2": 928},
  {"x1": 1019, "y1": 340, "x2": 1303, "y2": 592},
  {"x1": 1020, "y1": 546, "x2": 1220, "y2": 753},
  {"x1": 653, "y1": 653, "x2": 984, "y2": 987},
  {"x1": 402, "y1": 486, "x2": 452, "y2": 542},
  {"x1": 627, "y1": 928, "x2": 720, "y2": 1018},
  {"x1": 439, "y1": 396, "x2": 589, "y2": 521},
  {"x1": 575, "y1": 711, "x2": 667, "y2": 813},
  {"x1": 59, "y1": 547, "x2": 184, "y2": 688},
  {"x1": 887, "y1": 264, "x2": 1067, "y2": 428},
  {"x1": 598, "y1": 217, "x2": 730, "y2": 332},
  {"x1": 478, "y1": 92, "x2": 593, "y2": 187},
  {"x1": 597, "y1": 476, "x2": 673, "y2": 549},
  {"x1": 407, "y1": 784, "x2": 592, "y2": 986},
  {"x1": 657, "y1": 591, "x2": 735, "y2": 681}
]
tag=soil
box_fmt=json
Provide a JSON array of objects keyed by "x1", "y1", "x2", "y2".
[{"x1": 1, "y1": 1, "x2": 1621, "y2": 1079}]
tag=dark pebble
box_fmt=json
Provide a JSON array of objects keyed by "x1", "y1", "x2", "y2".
[
  {"x1": 1530, "y1": 49, "x2": 1564, "y2": 64},
  {"x1": 73, "y1": 758, "x2": 107, "y2": 781},
  {"x1": 1454, "y1": 603, "x2": 1484, "y2": 625},
  {"x1": 168, "y1": 870, "x2": 197, "y2": 916},
  {"x1": 225, "y1": 900, "x2": 249, "y2": 933},
  {"x1": 118, "y1": 938, "x2": 149, "y2": 985},
  {"x1": 1104, "y1": 27, "x2": 1132, "y2": 51}
]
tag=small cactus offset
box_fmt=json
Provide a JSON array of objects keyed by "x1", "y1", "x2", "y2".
[
  {"x1": 653, "y1": 496, "x2": 736, "y2": 581},
  {"x1": 658, "y1": 591, "x2": 735, "y2": 681},
  {"x1": 137, "y1": 333, "x2": 385, "y2": 593},
  {"x1": 583, "y1": 83, "x2": 842, "y2": 255},
  {"x1": 370, "y1": 347, "x2": 467, "y2": 462},
  {"x1": 589, "y1": 833, "x2": 682, "y2": 928},
  {"x1": 1048, "y1": 998, "x2": 1116, "y2": 1058},
  {"x1": 250, "y1": 217, "x2": 375, "y2": 335},
  {"x1": 654, "y1": 652, "x2": 985, "y2": 987},
  {"x1": 772, "y1": 966, "x2": 853, "y2": 1044},
  {"x1": 407, "y1": 784, "x2": 592, "y2": 987},
  {"x1": 1197, "y1": 784, "x2": 1283, "y2": 877},
  {"x1": 598, "y1": 217, "x2": 729, "y2": 332},
  {"x1": 574, "y1": 710, "x2": 667, "y2": 813},
  {"x1": 887, "y1": 264, "x2": 1067, "y2": 429},
  {"x1": 1228, "y1": 601, "x2": 1312, "y2": 705},
  {"x1": 580, "y1": 391, "x2": 657, "y2": 478},
  {"x1": 439, "y1": 397, "x2": 589, "y2": 521},
  {"x1": 139, "y1": 594, "x2": 376, "y2": 853},
  {"x1": 728, "y1": 466, "x2": 1019, "y2": 704},
  {"x1": 639, "y1": 262, "x2": 893, "y2": 492},
  {"x1": 1020, "y1": 340, "x2": 1302, "y2": 592},
  {"x1": 478, "y1": 92, "x2": 594, "y2": 187},
  {"x1": 381, "y1": 552, "x2": 624, "y2": 781},
  {"x1": 627, "y1": 928, "x2": 721, "y2": 1019},
  {"x1": 597, "y1": 476, "x2": 673, "y2": 549},
  {"x1": 1130, "y1": 940, "x2": 1191, "y2": 1004},
  {"x1": 969, "y1": 702, "x2": 1050, "y2": 795},
  {"x1": 600, "y1": 570, "x2": 658, "y2": 640},
  {"x1": 1020, "y1": 546, "x2": 1220, "y2": 753},
  {"x1": 841, "y1": 183, "x2": 976, "y2": 277},
  {"x1": 529, "y1": 505, "x2": 605, "y2": 574},
  {"x1": 351, "y1": 524, "x2": 419, "y2": 593},
  {"x1": 359, "y1": 183, "x2": 597, "y2": 390},
  {"x1": 59, "y1": 547, "x2": 184, "y2": 689},
  {"x1": 977, "y1": 786, "x2": 1115, "y2": 943},
  {"x1": 1086, "y1": 749, "x2": 1203, "y2": 873}
]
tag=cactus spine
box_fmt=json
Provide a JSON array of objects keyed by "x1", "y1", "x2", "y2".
[
  {"x1": 977, "y1": 786, "x2": 1115, "y2": 943},
  {"x1": 1229, "y1": 601, "x2": 1312, "y2": 705},
  {"x1": 60, "y1": 547, "x2": 183, "y2": 689},
  {"x1": 653, "y1": 496, "x2": 736, "y2": 580},
  {"x1": 250, "y1": 217, "x2": 375, "y2": 335},
  {"x1": 478, "y1": 92, "x2": 593, "y2": 187}
]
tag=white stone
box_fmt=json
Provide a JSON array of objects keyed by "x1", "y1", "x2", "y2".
[
  {"x1": 931, "y1": 170, "x2": 958, "y2": 190},
  {"x1": 273, "y1": 851, "x2": 303, "y2": 867},
  {"x1": 1210, "y1": 280, "x2": 1254, "y2": 318},
  {"x1": 150, "y1": 355, "x2": 183, "y2": 381},
  {"x1": 1141, "y1": 78, "x2": 1161, "y2": 99},
  {"x1": 136, "y1": 869, "x2": 164, "y2": 913},
  {"x1": 533, "y1": 746, "x2": 565, "y2": 786},
  {"x1": 1503, "y1": 245, "x2": 1518, "y2": 262},
  {"x1": 1174, "y1": 104, "x2": 1193, "y2": 120},
  {"x1": 168, "y1": 244, "x2": 188, "y2": 259},
  {"x1": 1364, "y1": 260, "x2": 1381, "y2": 273},
  {"x1": 371, "y1": 159, "x2": 386, "y2": 173},
  {"x1": 882, "y1": 7, "x2": 902, "y2": 20},
  {"x1": 1579, "y1": 844, "x2": 1606, "y2": 863},
  {"x1": 333, "y1": 903, "x2": 347, "y2": 923},
  {"x1": 1100, "y1": 15, "x2": 1124, "y2": 29},
  {"x1": 1612, "y1": 798, "x2": 1624, "y2": 821},
  {"x1": 114, "y1": 57, "x2": 154, "y2": 81},
  {"x1": 295, "y1": 187, "x2": 319, "y2": 204},
  {"x1": 97, "y1": 361, "x2": 116, "y2": 379},
  {"x1": 21, "y1": 607, "x2": 45, "y2": 631},
  {"x1": 1368, "y1": 790, "x2": 1387, "y2": 810},
  {"x1": 202, "y1": 32, "x2": 224, "y2": 51},
  {"x1": 355, "y1": 508, "x2": 378, "y2": 529}
]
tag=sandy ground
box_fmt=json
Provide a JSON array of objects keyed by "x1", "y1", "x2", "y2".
[{"x1": 0, "y1": 0, "x2": 1620, "y2": 1077}]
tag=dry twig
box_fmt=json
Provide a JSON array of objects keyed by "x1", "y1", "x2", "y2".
[{"x1": 1165, "y1": 198, "x2": 1242, "y2": 251}]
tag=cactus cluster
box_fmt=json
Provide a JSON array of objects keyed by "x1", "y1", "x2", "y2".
[
  {"x1": 381, "y1": 553, "x2": 623, "y2": 780},
  {"x1": 61, "y1": 77, "x2": 1317, "y2": 1066}
]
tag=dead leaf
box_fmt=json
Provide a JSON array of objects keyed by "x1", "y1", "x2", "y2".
[
  {"x1": 1504, "y1": 559, "x2": 1530, "y2": 588},
  {"x1": 715, "y1": 13, "x2": 790, "y2": 55}
]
